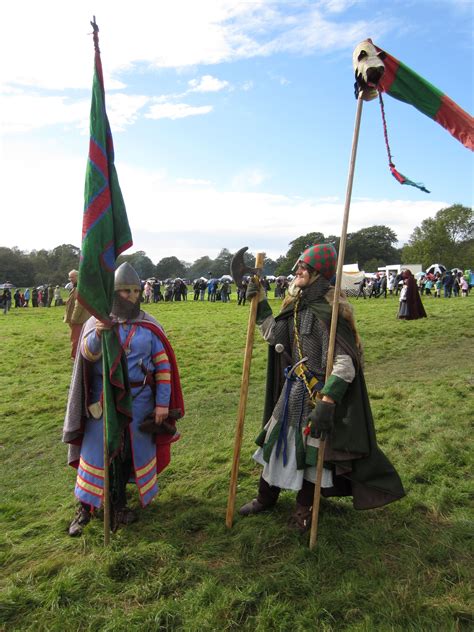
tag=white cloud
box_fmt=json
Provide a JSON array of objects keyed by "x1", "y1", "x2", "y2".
[
  {"x1": 0, "y1": 139, "x2": 446, "y2": 262},
  {"x1": 175, "y1": 177, "x2": 213, "y2": 186},
  {"x1": 0, "y1": 92, "x2": 150, "y2": 135},
  {"x1": 231, "y1": 168, "x2": 268, "y2": 189},
  {"x1": 145, "y1": 102, "x2": 213, "y2": 120},
  {"x1": 105, "y1": 94, "x2": 150, "y2": 131},
  {"x1": 317, "y1": 0, "x2": 357, "y2": 14},
  {"x1": 188, "y1": 75, "x2": 230, "y2": 93},
  {"x1": 1, "y1": 2, "x2": 392, "y2": 92},
  {"x1": 0, "y1": 94, "x2": 89, "y2": 134}
]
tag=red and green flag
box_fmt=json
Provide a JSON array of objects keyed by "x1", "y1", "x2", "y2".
[
  {"x1": 77, "y1": 19, "x2": 133, "y2": 456},
  {"x1": 375, "y1": 44, "x2": 473, "y2": 151}
]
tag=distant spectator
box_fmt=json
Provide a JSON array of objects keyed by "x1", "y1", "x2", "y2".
[
  {"x1": 193, "y1": 280, "x2": 200, "y2": 301},
  {"x1": 54, "y1": 285, "x2": 62, "y2": 306},
  {"x1": 152, "y1": 280, "x2": 161, "y2": 302},
  {"x1": 443, "y1": 272, "x2": 453, "y2": 298},
  {"x1": 144, "y1": 281, "x2": 152, "y2": 304},
  {"x1": 387, "y1": 273, "x2": 396, "y2": 295},
  {"x1": 220, "y1": 280, "x2": 231, "y2": 303},
  {"x1": 460, "y1": 276, "x2": 469, "y2": 297},
  {"x1": 2, "y1": 288, "x2": 11, "y2": 314},
  {"x1": 47, "y1": 285, "x2": 54, "y2": 307},
  {"x1": 261, "y1": 277, "x2": 271, "y2": 297},
  {"x1": 64, "y1": 270, "x2": 91, "y2": 359},
  {"x1": 418, "y1": 275, "x2": 426, "y2": 295},
  {"x1": 434, "y1": 276, "x2": 442, "y2": 298},
  {"x1": 199, "y1": 279, "x2": 207, "y2": 301},
  {"x1": 24, "y1": 288, "x2": 30, "y2": 307},
  {"x1": 237, "y1": 279, "x2": 248, "y2": 306},
  {"x1": 397, "y1": 271, "x2": 427, "y2": 320},
  {"x1": 378, "y1": 274, "x2": 387, "y2": 299},
  {"x1": 14, "y1": 289, "x2": 21, "y2": 308},
  {"x1": 32, "y1": 287, "x2": 38, "y2": 307},
  {"x1": 453, "y1": 274, "x2": 460, "y2": 298},
  {"x1": 164, "y1": 283, "x2": 173, "y2": 302},
  {"x1": 356, "y1": 277, "x2": 367, "y2": 299},
  {"x1": 394, "y1": 272, "x2": 403, "y2": 296}
]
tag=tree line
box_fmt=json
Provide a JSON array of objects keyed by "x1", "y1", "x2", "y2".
[{"x1": 1, "y1": 205, "x2": 471, "y2": 287}]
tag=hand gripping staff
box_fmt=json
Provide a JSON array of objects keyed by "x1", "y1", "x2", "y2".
[{"x1": 226, "y1": 249, "x2": 265, "y2": 528}]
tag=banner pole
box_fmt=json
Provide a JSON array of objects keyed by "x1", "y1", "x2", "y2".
[{"x1": 309, "y1": 92, "x2": 364, "y2": 550}]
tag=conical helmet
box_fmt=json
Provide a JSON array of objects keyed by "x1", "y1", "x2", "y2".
[{"x1": 114, "y1": 262, "x2": 141, "y2": 291}]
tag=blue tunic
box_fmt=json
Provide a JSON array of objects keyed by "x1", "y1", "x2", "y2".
[{"x1": 75, "y1": 323, "x2": 171, "y2": 508}]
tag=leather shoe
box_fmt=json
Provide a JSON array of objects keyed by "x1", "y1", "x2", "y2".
[
  {"x1": 68, "y1": 504, "x2": 91, "y2": 537},
  {"x1": 238, "y1": 498, "x2": 272, "y2": 516}
]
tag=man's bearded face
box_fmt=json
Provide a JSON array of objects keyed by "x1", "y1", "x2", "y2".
[{"x1": 111, "y1": 287, "x2": 141, "y2": 320}]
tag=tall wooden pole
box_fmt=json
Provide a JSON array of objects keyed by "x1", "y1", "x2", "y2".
[
  {"x1": 309, "y1": 93, "x2": 364, "y2": 550},
  {"x1": 102, "y1": 345, "x2": 111, "y2": 545},
  {"x1": 226, "y1": 252, "x2": 265, "y2": 528}
]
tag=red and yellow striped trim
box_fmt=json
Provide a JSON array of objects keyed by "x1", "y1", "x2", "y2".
[
  {"x1": 83, "y1": 336, "x2": 102, "y2": 362},
  {"x1": 140, "y1": 474, "x2": 157, "y2": 496},
  {"x1": 155, "y1": 371, "x2": 171, "y2": 382},
  {"x1": 135, "y1": 456, "x2": 157, "y2": 480},
  {"x1": 153, "y1": 350, "x2": 168, "y2": 363},
  {"x1": 79, "y1": 457, "x2": 104, "y2": 479},
  {"x1": 77, "y1": 474, "x2": 103, "y2": 498}
]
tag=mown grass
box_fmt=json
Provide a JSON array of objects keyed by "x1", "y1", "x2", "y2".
[{"x1": 0, "y1": 294, "x2": 473, "y2": 631}]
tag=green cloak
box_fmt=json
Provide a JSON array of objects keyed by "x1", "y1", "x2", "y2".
[{"x1": 262, "y1": 297, "x2": 405, "y2": 510}]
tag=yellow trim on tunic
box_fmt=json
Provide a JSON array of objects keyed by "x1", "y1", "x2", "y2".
[
  {"x1": 79, "y1": 457, "x2": 104, "y2": 478},
  {"x1": 77, "y1": 474, "x2": 103, "y2": 496},
  {"x1": 155, "y1": 371, "x2": 171, "y2": 382},
  {"x1": 83, "y1": 336, "x2": 102, "y2": 362},
  {"x1": 140, "y1": 474, "x2": 157, "y2": 496},
  {"x1": 135, "y1": 456, "x2": 157, "y2": 480}
]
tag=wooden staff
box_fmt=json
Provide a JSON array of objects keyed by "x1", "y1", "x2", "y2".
[
  {"x1": 309, "y1": 92, "x2": 364, "y2": 549},
  {"x1": 102, "y1": 345, "x2": 111, "y2": 545},
  {"x1": 226, "y1": 251, "x2": 265, "y2": 528}
]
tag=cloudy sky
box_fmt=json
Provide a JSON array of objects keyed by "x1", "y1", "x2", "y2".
[{"x1": 1, "y1": 0, "x2": 473, "y2": 264}]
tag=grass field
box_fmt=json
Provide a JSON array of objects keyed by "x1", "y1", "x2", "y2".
[{"x1": 0, "y1": 293, "x2": 473, "y2": 631}]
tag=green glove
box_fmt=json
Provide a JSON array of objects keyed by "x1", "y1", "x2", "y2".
[
  {"x1": 309, "y1": 400, "x2": 336, "y2": 439},
  {"x1": 246, "y1": 279, "x2": 264, "y2": 301}
]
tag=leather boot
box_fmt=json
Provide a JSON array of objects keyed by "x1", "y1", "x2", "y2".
[
  {"x1": 239, "y1": 498, "x2": 273, "y2": 516},
  {"x1": 288, "y1": 504, "x2": 312, "y2": 534},
  {"x1": 111, "y1": 506, "x2": 138, "y2": 532},
  {"x1": 68, "y1": 504, "x2": 92, "y2": 537}
]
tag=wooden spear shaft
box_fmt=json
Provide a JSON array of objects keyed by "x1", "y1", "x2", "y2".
[
  {"x1": 102, "y1": 342, "x2": 111, "y2": 545},
  {"x1": 309, "y1": 93, "x2": 364, "y2": 550},
  {"x1": 226, "y1": 252, "x2": 265, "y2": 528}
]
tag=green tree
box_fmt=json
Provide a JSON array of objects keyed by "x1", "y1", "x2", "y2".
[
  {"x1": 117, "y1": 251, "x2": 156, "y2": 279},
  {"x1": 188, "y1": 256, "x2": 213, "y2": 280},
  {"x1": 48, "y1": 244, "x2": 80, "y2": 285},
  {"x1": 209, "y1": 248, "x2": 233, "y2": 278},
  {"x1": 29, "y1": 249, "x2": 53, "y2": 286},
  {"x1": 402, "y1": 204, "x2": 473, "y2": 269},
  {"x1": 155, "y1": 256, "x2": 187, "y2": 280},
  {"x1": 345, "y1": 226, "x2": 398, "y2": 269},
  {"x1": 0, "y1": 247, "x2": 35, "y2": 286}
]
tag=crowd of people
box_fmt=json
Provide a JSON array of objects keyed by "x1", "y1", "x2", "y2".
[
  {"x1": 2, "y1": 267, "x2": 470, "y2": 317},
  {"x1": 418, "y1": 269, "x2": 470, "y2": 298},
  {"x1": 357, "y1": 269, "x2": 471, "y2": 300},
  {"x1": 140, "y1": 276, "x2": 288, "y2": 305},
  {"x1": 1, "y1": 284, "x2": 64, "y2": 312}
]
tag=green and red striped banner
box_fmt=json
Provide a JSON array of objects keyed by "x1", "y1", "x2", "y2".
[
  {"x1": 375, "y1": 45, "x2": 473, "y2": 151},
  {"x1": 78, "y1": 20, "x2": 133, "y2": 456}
]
